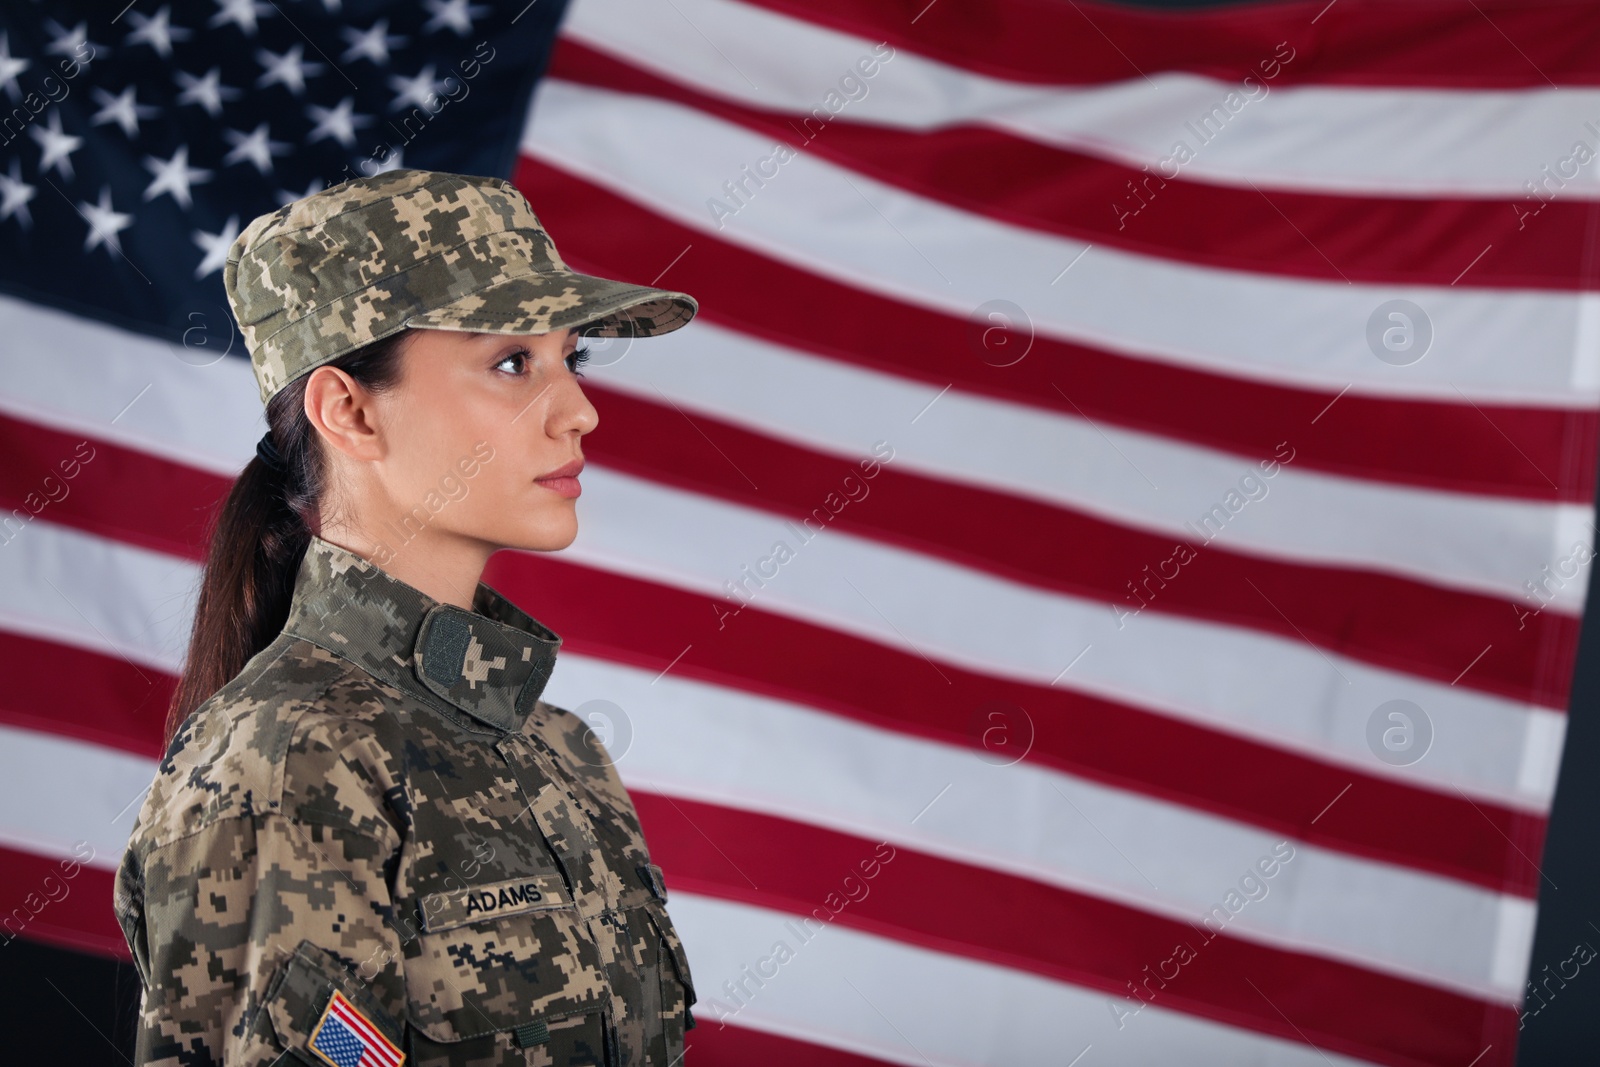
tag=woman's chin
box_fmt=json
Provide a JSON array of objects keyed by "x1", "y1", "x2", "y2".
[{"x1": 499, "y1": 515, "x2": 580, "y2": 554}]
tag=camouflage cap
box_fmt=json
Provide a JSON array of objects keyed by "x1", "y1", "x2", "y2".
[{"x1": 223, "y1": 168, "x2": 699, "y2": 405}]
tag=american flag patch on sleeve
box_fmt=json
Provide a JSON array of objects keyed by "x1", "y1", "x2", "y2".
[{"x1": 307, "y1": 988, "x2": 405, "y2": 1067}]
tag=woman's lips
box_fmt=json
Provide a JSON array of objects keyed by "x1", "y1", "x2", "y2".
[
  {"x1": 536, "y1": 459, "x2": 584, "y2": 499},
  {"x1": 536, "y1": 475, "x2": 581, "y2": 498}
]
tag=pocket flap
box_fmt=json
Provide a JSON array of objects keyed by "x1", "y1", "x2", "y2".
[
  {"x1": 263, "y1": 939, "x2": 406, "y2": 1066},
  {"x1": 404, "y1": 906, "x2": 609, "y2": 1043}
]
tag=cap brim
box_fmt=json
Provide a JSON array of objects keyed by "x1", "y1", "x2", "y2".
[{"x1": 403, "y1": 268, "x2": 697, "y2": 339}]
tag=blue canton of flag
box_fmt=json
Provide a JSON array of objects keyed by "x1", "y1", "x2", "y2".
[{"x1": 0, "y1": 0, "x2": 569, "y2": 356}]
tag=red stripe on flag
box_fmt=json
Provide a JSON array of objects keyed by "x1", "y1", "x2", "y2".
[
  {"x1": 685, "y1": 1020, "x2": 901, "y2": 1067},
  {"x1": 0, "y1": 411, "x2": 225, "y2": 562},
  {"x1": 550, "y1": 37, "x2": 1600, "y2": 291},
  {"x1": 736, "y1": 0, "x2": 1600, "y2": 88},
  {"x1": 0, "y1": 846, "x2": 125, "y2": 958},
  {"x1": 0, "y1": 629, "x2": 171, "y2": 759}
]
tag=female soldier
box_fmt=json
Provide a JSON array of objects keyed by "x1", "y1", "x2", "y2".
[{"x1": 113, "y1": 169, "x2": 699, "y2": 1067}]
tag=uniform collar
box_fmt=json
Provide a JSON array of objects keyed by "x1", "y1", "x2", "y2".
[{"x1": 281, "y1": 535, "x2": 560, "y2": 734}]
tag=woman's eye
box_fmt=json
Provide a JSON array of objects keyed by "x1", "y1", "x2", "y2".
[
  {"x1": 494, "y1": 349, "x2": 528, "y2": 375},
  {"x1": 492, "y1": 346, "x2": 589, "y2": 377},
  {"x1": 566, "y1": 344, "x2": 592, "y2": 377}
]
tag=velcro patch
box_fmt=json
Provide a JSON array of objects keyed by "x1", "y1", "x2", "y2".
[
  {"x1": 308, "y1": 988, "x2": 405, "y2": 1067},
  {"x1": 420, "y1": 873, "x2": 572, "y2": 931}
]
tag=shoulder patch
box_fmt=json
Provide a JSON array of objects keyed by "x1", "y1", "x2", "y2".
[{"x1": 309, "y1": 988, "x2": 406, "y2": 1067}]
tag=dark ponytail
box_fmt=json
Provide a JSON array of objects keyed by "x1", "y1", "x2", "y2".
[{"x1": 163, "y1": 330, "x2": 414, "y2": 750}]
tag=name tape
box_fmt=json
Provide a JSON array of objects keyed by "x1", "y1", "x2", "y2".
[{"x1": 420, "y1": 873, "x2": 572, "y2": 931}]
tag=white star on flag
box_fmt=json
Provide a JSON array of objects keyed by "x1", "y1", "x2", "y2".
[
  {"x1": 340, "y1": 19, "x2": 406, "y2": 65},
  {"x1": 192, "y1": 215, "x2": 240, "y2": 279},
  {"x1": 222, "y1": 123, "x2": 291, "y2": 174},
  {"x1": 29, "y1": 110, "x2": 83, "y2": 180},
  {"x1": 256, "y1": 43, "x2": 324, "y2": 95},
  {"x1": 422, "y1": 0, "x2": 489, "y2": 35},
  {"x1": 0, "y1": 160, "x2": 36, "y2": 229},
  {"x1": 143, "y1": 146, "x2": 213, "y2": 209},
  {"x1": 0, "y1": 32, "x2": 31, "y2": 103},
  {"x1": 389, "y1": 64, "x2": 446, "y2": 111},
  {"x1": 125, "y1": 6, "x2": 191, "y2": 59},
  {"x1": 43, "y1": 20, "x2": 104, "y2": 64},
  {"x1": 174, "y1": 67, "x2": 241, "y2": 117},
  {"x1": 91, "y1": 86, "x2": 160, "y2": 138},
  {"x1": 306, "y1": 97, "x2": 369, "y2": 148},
  {"x1": 79, "y1": 187, "x2": 134, "y2": 254},
  {"x1": 209, "y1": 0, "x2": 273, "y2": 37}
]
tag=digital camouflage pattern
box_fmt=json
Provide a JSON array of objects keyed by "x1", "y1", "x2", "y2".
[
  {"x1": 223, "y1": 169, "x2": 700, "y2": 405},
  {"x1": 114, "y1": 536, "x2": 696, "y2": 1066}
]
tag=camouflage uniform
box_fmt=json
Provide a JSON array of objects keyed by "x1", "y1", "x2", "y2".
[{"x1": 113, "y1": 536, "x2": 697, "y2": 1066}]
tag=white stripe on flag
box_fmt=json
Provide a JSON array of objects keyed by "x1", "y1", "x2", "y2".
[{"x1": 562, "y1": 0, "x2": 1600, "y2": 199}]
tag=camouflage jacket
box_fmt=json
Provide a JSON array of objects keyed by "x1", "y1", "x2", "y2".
[{"x1": 114, "y1": 536, "x2": 696, "y2": 1067}]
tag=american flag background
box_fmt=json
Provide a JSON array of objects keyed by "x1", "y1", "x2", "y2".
[{"x1": 2, "y1": 0, "x2": 1600, "y2": 1064}]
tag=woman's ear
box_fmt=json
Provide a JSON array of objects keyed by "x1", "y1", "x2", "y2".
[{"x1": 304, "y1": 364, "x2": 385, "y2": 461}]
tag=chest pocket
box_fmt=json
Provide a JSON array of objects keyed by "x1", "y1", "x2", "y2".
[{"x1": 403, "y1": 878, "x2": 616, "y2": 1066}]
